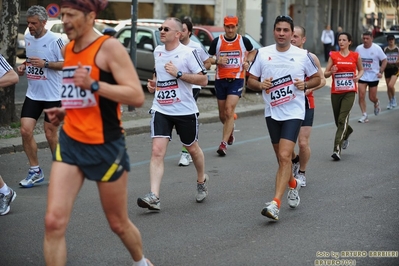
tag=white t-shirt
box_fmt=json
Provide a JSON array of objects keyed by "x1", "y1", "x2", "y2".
[
  {"x1": 355, "y1": 43, "x2": 387, "y2": 82},
  {"x1": 249, "y1": 44, "x2": 318, "y2": 121},
  {"x1": 0, "y1": 54, "x2": 12, "y2": 77},
  {"x1": 25, "y1": 30, "x2": 64, "y2": 101},
  {"x1": 185, "y1": 39, "x2": 209, "y2": 89},
  {"x1": 151, "y1": 43, "x2": 207, "y2": 115}
]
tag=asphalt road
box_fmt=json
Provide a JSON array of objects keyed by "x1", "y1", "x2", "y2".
[{"x1": 1, "y1": 84, "x2": 399, "y2": 265}]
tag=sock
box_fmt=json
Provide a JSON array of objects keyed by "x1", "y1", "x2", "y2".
[
  {"x1": 272, "y1": 198, "x2": 281, "y2": 208},
  {"x1": 298, "y1": 170, "x2": 305, "y2": 175},
  {"x1": 30, "y1": 165, "x2": 40, "y2": 172},
  {"x1": 0, "y1": 183, "x2": 10, "y2": 195},
  {"x1": 133, "y1": 256, "x2": 148, "y2": 266},
  {"x1": 182, "y1": 146, "x2": 188, "y2": 153},
  {"x1": 363, "y1": 112, "x2": 367, "y2": 116},
  {"x1": 288, "y1": 179, "x2": 297, "y2": 189},
  {"x1": 292, "y1": 155, "x2": 299, "y2": 163}
]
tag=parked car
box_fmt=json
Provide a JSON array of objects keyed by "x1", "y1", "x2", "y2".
[
  {"x1": 373, "y1": 34, "x2": 399, "y2": 50},
  {"x1": 114, "y1": 24, "x2": 216, "y2": 90},
  {"x1": 17, "y1": 33, "x2": 26, "y2": 58}
]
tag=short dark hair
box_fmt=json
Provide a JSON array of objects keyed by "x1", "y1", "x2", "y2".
[
  {"x1": 182, "y1": 18, "x2": 193, "y2": 37},
  {"x1": 274, "y1": 15, "x2": 294, "y2": 31},
  {"x1": 387, "y1": 34, "x2": 395, "y2": 41},
  {"x1": 338, "y1": 32, "x2": 352, "y2": 42},
  {"x1": 362, "y1": 31, "x2": 373, "y2": 37}
]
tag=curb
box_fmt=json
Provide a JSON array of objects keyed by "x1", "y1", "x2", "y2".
[{"x1": 0, "y1": 104, "x2": 265, "y2": 155}]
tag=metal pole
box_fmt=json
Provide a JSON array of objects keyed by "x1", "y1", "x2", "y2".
[
  {"x1": 285, "y1": 0, "x2": 288, "y2": 15},
  {"x1": 128, "y1": 0, "x2": 138, "y2": 111}
]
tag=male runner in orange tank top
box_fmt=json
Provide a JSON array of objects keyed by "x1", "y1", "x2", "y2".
[
  {"x1": 208, "y1": 16, "x2": 257, "y2": 156},
  {"x1": 43, "y1": 1, "x2": 152, "y2": 265}
]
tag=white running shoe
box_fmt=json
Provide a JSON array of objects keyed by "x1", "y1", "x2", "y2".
[
  {"x1": 358, "y1": 114, "x2": 369, "y2": 123},
  {"x1": 342, "y1": 139, "x2": 349, "y2": 149},
  {"x1": 287, "y1": 179, "x2": 301, "y2": 208},
  {"x1": 392, "y1": 97, "x2": 397, "y2": 108},
  {"x1": 196, "y1": 174, "x2": 209, "y2": 203},
  {"x1": 387, "y1": 103, "x2": 392, "y2": 110},
  {"x1": 261, "y1": 201, "x2": 280, "y2": 221},
  {"x1": 374, "y1": 101, "x2": 380, "y2": 116},
  {"x1": 296, "y1": 173, "x2": 306, "y2": 187},
  {"x1": 19, "y1": 168, "x2": 44, "y2": 188},
  {"x1": 292, "y1": 161, "x2": 300, "y2": 177},
  {"x1": 178, "y1": 152, "x2": 191, "y2": 167}
]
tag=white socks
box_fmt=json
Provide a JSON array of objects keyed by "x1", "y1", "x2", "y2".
[{"x1": 133, "y1": 256, "x2": 148, "y2": 266}]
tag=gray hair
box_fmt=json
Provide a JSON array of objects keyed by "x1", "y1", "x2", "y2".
[{"x1": 26, "y1": 5, "x2": 48, "y2": 21}]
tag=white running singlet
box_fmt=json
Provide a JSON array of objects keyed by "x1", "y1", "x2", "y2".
[
  {"x1": 0, "y1": 54, "x2": 12, "y2": 77},
  {"x1": 151, "y1": 43, "x2": 207, "y2": 116},
  {"x1": 249, "y1": 44, "x2": 318, "y2": 121},
  {"x1": 186, "y1": 39, "x2": 209, "y2": 90},
  {"x1": 25, "y1": 30, "x2": 64, "y2": 101},
  {"x1": 355, "y1": 43, "x2": 387, "y2": 82}
]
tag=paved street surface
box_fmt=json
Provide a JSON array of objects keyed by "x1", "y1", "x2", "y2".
[{"x1": 1, "y1": 84, "x2": 399, "y2": 265}]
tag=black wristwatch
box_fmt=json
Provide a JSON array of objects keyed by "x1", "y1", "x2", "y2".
[
  {"x1": 44, "y1": 60, "x2": 49, "y2": 68},
  {"x1": 176, "y1": 71, "x2": 182, "y2": 79},
  {"x1": 90, "y1": 81, "x2": 100, "y2": 93}
]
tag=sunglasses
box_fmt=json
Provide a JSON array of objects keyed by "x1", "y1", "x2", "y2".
[
  {"x1": 158, "y1": 27, "x2": 179, "y2": 32},
  {"x1": 275, "y1": 15, "x2": 293, "y2": 23}
]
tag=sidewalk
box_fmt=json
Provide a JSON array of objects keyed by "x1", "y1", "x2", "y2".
[{"x1": 0, "y1": 103, "x2": 265, "y2": 155}]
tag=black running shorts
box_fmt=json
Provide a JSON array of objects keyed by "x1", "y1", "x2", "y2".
[
  {"x1": 265, "y1": 117, "x2": 303, "y2": 144},
  {"x1": 150, "y1": 110, "x2": 199, "y2": 146}
]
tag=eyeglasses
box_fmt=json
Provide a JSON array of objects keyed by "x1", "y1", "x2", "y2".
[
  {"x1": 158, "y1": 27, "x2": 179, "y2": 32},
  {"x1": 275, "y1": 15, "x2": 293, "y2": 23}
]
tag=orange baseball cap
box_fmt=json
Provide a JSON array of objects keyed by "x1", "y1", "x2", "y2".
[{"x1": 224, "y1": 16, "x2": 238, "y2": 26}]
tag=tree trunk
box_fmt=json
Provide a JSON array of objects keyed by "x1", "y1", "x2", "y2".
[
  {"x1": 0, "y1": 0, "x2": 20, "y2": 125},
  {"x1": 237, "y1": 0, "x2": 246, "y2": 96},
  {"x1": 237, "y1": 0, "x2": 246, "y2": 36}
]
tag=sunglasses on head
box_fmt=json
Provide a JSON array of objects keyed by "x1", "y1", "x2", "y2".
[
  {"x1": 275, "y1": 15, "x2": 293, "y2": 23},
  {"x1": 158, "y1": 26, "x2": 178, "y2": 32}
]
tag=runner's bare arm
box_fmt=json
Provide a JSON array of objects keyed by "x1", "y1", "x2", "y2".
[
  {"x1": 90, "y1": 37, "x2": 145, "y2": 107},
  {"x1": 307, "y1": 53, "x2": 326, "y2": 92}
]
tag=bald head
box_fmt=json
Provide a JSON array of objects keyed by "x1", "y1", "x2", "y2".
[{"x1": 291, "y1": 26, "x2": 306, "y2": 49}]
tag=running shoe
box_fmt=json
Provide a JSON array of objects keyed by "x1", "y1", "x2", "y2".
[
  {"x1": 217, "y1": 142, "x2": 227, "y2": 156},
  {"x1": 19, "y1": 168, "x2": 44, "y2": 188},
  {"x1": 296, "y1": 172, "x2": 306, "y2": 187},
  {"x1": 387, "y1": 102, "x2": 392, "y2": 110},
  {"x1": 374, "y1": 101, "x2": 380, "y2": 116},
  {"x1": 196, "y1": 174, "x2": 209, "y2": 203},
  {"x1": 0, "y1": 188, "x2": 16, "y2": 215},
  {"x1": 227, "y1": 124, "x2": 235, "y2": 145},
  {"x1": 287, "y1": 179, "x2": 301, "y2": 208},
  {"x1": 292, "y1": 161, "x2": 300, "y2": 177},
  {"x1": 178, "y1": 152, "x2": 191, "y2": 167},
  {"x1": 331, "y1": 152, "x2": 341, "y2": 161},
  {"x1": 342, "y1": 139, "x2": 349, "y2": 149},
  {"x1": 358, "y1": 114, "x2": 369, "y2": 123},
  {"x1": 392, "y1": 97, "x2": 397, "y2": 108},
  {"x1": 261, "y1": 201, "x2": 279, "y2": 220},
  {"x1": 137, "y1": 192, "x2": 160, "y2": 211}
]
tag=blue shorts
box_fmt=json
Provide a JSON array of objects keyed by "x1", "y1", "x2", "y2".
[
  {"x1": 214, "y1": 78, "x2": 244, "y2": 100},
  {"x1": 265, "y1": 117, "x2": 303, "y2": 144},
  {"x1": 302, "y1": 108, "x2": 314, "y2": 127},
  {"x1": 53, "y1": 129, "x2": 130, "y2": 182}
]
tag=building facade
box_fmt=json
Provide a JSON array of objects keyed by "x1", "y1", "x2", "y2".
[{"x1": 16, "y1": 0, "x2": 364, "y2": 54}]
